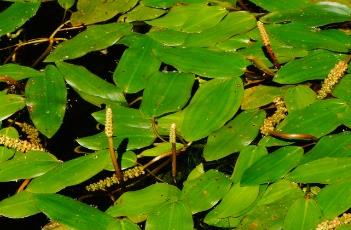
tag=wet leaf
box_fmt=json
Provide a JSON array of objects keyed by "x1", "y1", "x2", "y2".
[
  {"x1": 140, "y1": 72, "x2": 194, "y2": 117},
  {"x1": 274, "y1": 50, "x2": 345, "y2": 84},
  {"x1": 0, "y1": 2, "x2": 40, "y2": 36},
  {"x1": 288, "y1": 157, "x2": 351, "y2": 184},
  {"x1": 181, "y1": 78, "x2": 243, "y2": 141},
  {"x1": 147, "y1": 4, "x2": 227, "y2": 33},
  {"x1": 182, "y1": 170, "x2": 231, "y2": 213},
  {"x1": 153, "y1": 46, "x2": 249, "y2": 78},
  {"x1": 113, "y1": 36, "x2": 161, "y2": 93},
  {"x1": 0, "y1": 191, "x2": 39, "y2": 218},
  {"x1": 0, "y1": 151, "x2": 59, "y2": 182},
  {"x1": 204, "y1": 109, "x2": 265, "y2": 161},
  {"x1": 317, "y1": 182, "x2": 351, "y2": 219},
  {"x1": 0, "y1": 64, "x2": 43, "y2": 80},
  {"x1": 0, "y1": 94, "x2": 25, "y2": 121},
  {"x1": 25, "y1": 65, "x2": 67, "y2": 138},
  {"x1": 45, "y1": 23, "x2": 132, "y2": 62},
  {"x1": 56, "y1": 62, "x2": 126, "y2": 105},
  {"x1": 71, "y1": 0, "x2": 138, "y2": 25},
  {"x1": 241, "y1": 146, "x2": 303, "y2": 185},
  {"x1": 283, "y1": 198, "x2": 321, "y2": 230},
  {"x1": 27, "y1": 150, "x2": 109, "y2": 193}
]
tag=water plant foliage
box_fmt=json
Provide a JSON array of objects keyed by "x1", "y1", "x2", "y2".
[{"x1": 0, "y1": 0, "x2": 351, "y2": 229}]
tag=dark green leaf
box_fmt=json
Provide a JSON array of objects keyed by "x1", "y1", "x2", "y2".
[
  {"x1": 333, "y1": 74, "x2": 351, "y2": 104},
  {"x1": 27, "y1": 150, "x2": 110, "y2": 193},
  {"x1": 25, "y1": 65, "x2": 67, "y2": 138},
  {"x1": 113, "y1": 36, "x2": 161, "y2": 93},
  {"x1": 35, "y1": 193, "x2": 126, "y2": 230},
  {"x1": 241, "y1": 146, "x2": 303, "y2": 185},
  {"x1": 274, "y1": 50, "x2": 345, "y2": 84},
  {"x1": 317, "y1": 182, "x2": 351, "y2": 219},
  {"x1": 284, "y1": 198, "x2": 321, "y2": 230},
  {"x1": 287, "y1": 157, "x2": 351, "y2": 184},
  {"x1": 45, "y1": 23, "x2": 132, "y2": 62},
  {"x1": 231, "y1": 145, "x2": 267, "y2": 184},
  {"x1": 181, "y1": 78, "x2": 243, "y2": 141},
  {"x1": 147, "y1": 4, "x2": 227, "y2": 33},
  {"x1": 56, "y1": 62, "x2": 126, "y2": 105},
  {"x1": 0, "y1": 191, "x2": 39, "y2": 218},
  {"x1": 140, "y1": 72, "x2": 194, "y2": 117},
  {"x1": 120, "y1": 4, "x2": 166, "y2": 22},
  {"x1": 0, "y1": 64, "x2": 43, "y2": 80},
  {"x1": 0, "y1": 94, "x2": 25, "y2": 121},
  {"x1": 0, "y1": 151, "x2": 59, "y2": 182},
  {"x1": 204, "y1": 109, "x2": 265, "y2": 161},
  {"x1": 182, "y1": 170, "x2": 231, "y2": 213},
  {"x1": 0, "y1": 2, "x2": 40, "y2": 36},
  {"x1": 153, "y1": 46, "x2": 249, "y2": 78},
  {"x1": 71, "y1": 0, "x2": 138, "y2": 25}
]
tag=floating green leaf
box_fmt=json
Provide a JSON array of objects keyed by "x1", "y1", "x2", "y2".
[
  {"x1": 138, "y1": 142, "x2": 184, "y2": 157},
  {"x1": 140, "y1": 72, "x2": 194, "y2": 117},
  {"x1": 0, "y1": 191, "x2": 39, "y2": 218},
  {"x1": 249, "y1": 0, "x2": 310, "y2": 11},
  {"x1": 0, "y1": 94, "x2": 25, "y2": 121},
  {"x1": 333, "y1": 74, "x2": 351, "y2": 104},
  {"x1": 153, "y1": 46, "x2": 249, "y2": 78},
  {"x1": 274, "y1": 50, "x2": 345, "y2": 84},
  {"x1": 0, "y1": 64, "x2": 43, "y2": 81},
  {"x1": 71, "y1": 0, "x2": 138, "y2": 25},
  {"x1": 113, "y1": 36, "x2": 161, "y2": 93},
  {"x1": 287, "y1": 157, "x2": 351, "y2": 184},
  {"x1": 284, "y1": 85, "x2": 316, "y2": 112},
  {"x1": 56, "y1": 62, "x2": 126, "y2": 105},
  {"x1": 283, "y1": 198, "x2": 321, "y2": 230},
  {"x1": 317, "y1": 182, "x2": 351, "y2": 219},
  {"x1": 45, "y1": 23, "x2": 132, "y2": 62},
  {"x1": 25, "y1": 65, "x2": 67, "y2": 138},
  {"x1": 241, "y1": 146, "x2": 303, "y2": 185},
  {"x1": 120, "y1": 4, "x2": 166, "y2": 22},
  {"x1": 0, "y1": 2, "x2": 40, "y2": 36},
  {"x1": 0, "y1": 151, "x2": 59, "y2": 182},
  {"x1": 182, "y1": 170, "x2": 231, "y2": 213},
  {"x1": 204, "y1": 109, "x2": 265, "y2": 161},
  {"x1": 181, "y1": 78, "x2": 243, "y2": 141},
  {"x1": 35, "y1": 193, "x2": 130, "y2": 230},
  {"x1": 147, "y1": 4, "x2": 227, "y2": 33},
  {"x1": 27, "y1": 150, "x2": 109, "y2": 193},
  {"x1": 231, "y1": 145, "x2": 268, "y2": 184}
]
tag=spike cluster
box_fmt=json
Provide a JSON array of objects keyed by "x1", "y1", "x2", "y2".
[
  {"x1": 317, "y1": 59, "x2": 349, "y2": 99},
  {"x1": 169, "y1": 123, "x2": 176, "y2": 144},
  {"x1": 316, "y1": 213, "x2": 351, "y2": 230},
  {"x1": 0, "y1": 135, "x2": 45, "y2": 153},
  {"x1": 257, "y1": 21, "x2": 270, "y2": 47},
  {"x1": 260, "y1": 97, "x2": 287, "y2": 136},
  {"x1": 15, "y1": 122, "x2": 42, "y2": 148},
  {"x1": 105, "y1": 107, "x2": 113, "y2": 138},
  {"x1": 85, "y1": 166, "x2": 145, "y2": 192}
]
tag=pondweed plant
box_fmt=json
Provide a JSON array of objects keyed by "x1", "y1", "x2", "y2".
[{"x1": 0, "y1": 0, "x2": 351, "y2": 229}]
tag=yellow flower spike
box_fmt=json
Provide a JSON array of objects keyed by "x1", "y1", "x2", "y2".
[{"x1": 260, "y1": 97, "x2": 287, "y2": 136}]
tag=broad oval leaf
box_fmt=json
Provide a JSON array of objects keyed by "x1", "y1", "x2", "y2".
[
  {"x1": 241, "y1": 146, "x2": 303, "y2": 185},
  {"x1": 26, "y1": 150, "x2": 110, "y2": 193},
  {"x1": 283, "y1": 85, "x2": 316, "y2": 112},
  {"x1": 45, "y1": 23, "x2": 132, "y2": 62},
  {"x1": 0, "y1": 191, "x2": 39, "y2": 218},
  {"x1": 140, "y1": 71, "x2": 194, "y2": 117},
  {"x1": 181, "y1": 78, "x2": 243, "y2": 141},
  {"x1": 113, "y1": 37, "x2": 161, "y2": 93},
  {"x1": 153, "y1": 46, "x2": 249, "y2": 78},
  {"x1": 145, "y1": 200, "x2": 193, "y2": 230},
  {"x1": 0, "y1": 94, "x2": 25, "y2": 121},
  {"x1": 274, "y1": 50, "x2": 345, "y2": 84},
  {"x1": 0, "y1": 64, "x2": 43, "y2": 81},
  {"x1": 249, "y1": 0, "x2": 310, "y2": 11},
  {"x1": 56, "y1": 62, "x2": 126, "y2": 105},
  {"x1": 120, "y1": 4, "x2": 166, "y2": 22},
  {"x1": 181, "y1": 170, "x2": 231, "y2": 213},
  {"x1": 0, "y1": 151, "x2": 60, "y2": 182},
  {"x1": 204, "y1": 109, "x2": 265, "y2": 161},
  {"x1": 283, "y1": 198, "x2": 321, "y2": 230},
  {"x1": 25, "y1": 65, "x2": 67, "y2": 138},
  {"x1": 138, "y1": 142, "x2": 184, "y2": 157},
  {"x1": 317, "y1": 182, "x2": 351, "y2": 219},
  {"x1": 0, "y1": 2, "x2": 40, "y2": 36},
  {"x1": 35, "y1": 193, "x2": 134, "y2": 230},
  {"x1": 147, "y1": 4, "x2": 227, "y2": 33},
  {"x1": 333, "y1": 74, "x2": 351, "y2": 104},
  {"x1": 205, "y1": 183, "x2": 259, "y2": 219},
  {"x1": 106, "y1": 183, "x2": 181, "y2": 222},
  {"x1": 287, "y1": 157, "x2": 351, "y2": 184}
]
